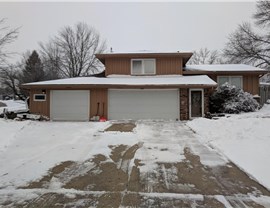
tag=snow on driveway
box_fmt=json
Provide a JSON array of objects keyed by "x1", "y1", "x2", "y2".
[
  {"x1": 187, "y1": 104, "x2": 270, "y2": 190},
  {"x1": 0, "y1": 119, "x2": 228, "y2": 189},
  {"x1": 1, "y1": 118, "x2": 270, "y2": 207},
  {"x1": 134, "y1": 120, "x2": 228, "y2": 172}
]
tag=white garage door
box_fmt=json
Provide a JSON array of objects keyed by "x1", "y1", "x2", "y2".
[
  {"x1": 50, "y1": 90, "x2": 90, "y2": 121},
  {"x1": 108, "y1": 89, "x2": 179, "y2": 120}
]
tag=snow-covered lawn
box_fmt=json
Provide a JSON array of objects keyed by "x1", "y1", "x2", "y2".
[
  {"x1": 187, "y1": 104, "x2": 270, "y2": 190},
  {"x1": 0, "y1": 100, "x2": 28, "y2": 114},
  {"x1": 0, "y1": 120, "x2": 129, "y2": 188}
]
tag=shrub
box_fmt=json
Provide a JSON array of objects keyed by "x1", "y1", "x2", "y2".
[{"x1": 210, "y1": 83, "x2": 260, "y2": 114}]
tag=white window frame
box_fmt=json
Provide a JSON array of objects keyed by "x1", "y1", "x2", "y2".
[
  {"x1": 189, "y1": 89, "x2": 204, "y2": 119},
  {"x1": 33, "y1": 94, "x2": 46, "y2": 101},
  {"x1": 217, "y1": 76, "x2": 243, "y2": 89},
  {"x1": 131, "y1": 59, "x2": 156, "y2": 75}
]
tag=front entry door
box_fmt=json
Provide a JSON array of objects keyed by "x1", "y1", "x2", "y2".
[{"x1": 190, "y1": 90, "x2": 203, "y2": 118}]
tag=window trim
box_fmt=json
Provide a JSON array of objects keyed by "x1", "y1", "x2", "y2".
[
  {"x1": 33, "y1": 94, "x2": 46, "y2": 102},
  {"x1": 131, "y1": 59, "x2": 156, "y2": 75},
  {"x1": 217, "y1": 76, "x2": 243, "y2": 89}
]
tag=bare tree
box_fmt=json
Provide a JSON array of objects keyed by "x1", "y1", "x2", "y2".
[
  {"x1": 0, "y1": 65, "x2": 22, "y2": 98},
  {"x1": 39, "y1": 41, "x2": 61, "y2": 80},
  {"x1": 188, "y1": 48, "x2": 224, "y2": 65},
  {"x1": 0, "y1": 18, "x2": 19, "y2": 68},
  {"x1": 1, "y1": 50, "x2": 46, "y2": 98},
  {"x1": 0, "y1": 18, "x2": 20, "y2": 98},
  {"x1": 254, "y1": 0, "x2": 270, "y2": 27},
  {"x1": 40, "y1": 22, "x2": 106, "y2": 78},
  {"x1": 224, "y1": 1, "x2": 270, "y2": 70}
]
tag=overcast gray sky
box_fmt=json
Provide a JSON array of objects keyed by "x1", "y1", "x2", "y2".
[{"x1": 0, "y1": 1, "x2": 256, "y2": 61}]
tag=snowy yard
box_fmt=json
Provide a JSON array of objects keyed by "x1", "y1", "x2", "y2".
[
  {"x1": 0, "y1": 121, "x2": 116, "y2": 188},
  {"x1": 0, "y1": 99, "x2": 28, "y2": 114},
  {"x1": 187, "y1": 104, "x2": 270, "y2": 191},
  {"x1": 0, "y1": 106, "x2": 270, "y2": 207}
]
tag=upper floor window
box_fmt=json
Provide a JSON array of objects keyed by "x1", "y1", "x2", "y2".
[
  {"x1": 217, "y1": 76, "x2": 243, "y2": 89},
  {"x1": 131, "y1": 59, "x2": 156, "y2": 75}
]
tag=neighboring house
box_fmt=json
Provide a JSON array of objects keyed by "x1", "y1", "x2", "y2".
[{"x1": 21, "y1": 52, "x2": 267, "y2": 121}]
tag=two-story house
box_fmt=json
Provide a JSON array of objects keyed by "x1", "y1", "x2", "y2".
[{"x1": 22, "y1": 52, "x2": 267, "y2": 121}]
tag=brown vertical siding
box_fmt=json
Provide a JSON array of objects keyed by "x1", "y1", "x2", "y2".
[
  {"x1": 29, "y1": 88, "x2": 108, "y2": 120},
  {"x1": 180, "y1": 88, "x2": 189, "y2": 120},
  {"x1": 243, "y1": 75, "x2": 259, "y2": 95},
  {"x1": 29, "y1": 89, "x2": 50, "y2": 117},
  {"x1": 254, "y1": 76, "x2": 259, "y2": 95},
  {"x1": 156, "y1": 57, "x2": 182, "y2": 75},
  {"x1": 208, "y1": 74, "x2": 217, "y2": 82},
  {"x1": 105, "y1": 57, "x2": 182, "y2": 76},
  {"x1": 105, "y1": 58, "x2": 130, "y2": 76},
  {"x1": 243, "y1": 76, "x2": 248, "y2": 92},
  {"x1": 90, "y1": 89, "x2": 108, "y2": 119},
  {"x1": 209, "y1": 74, "x2": 259, "y2": 95}
]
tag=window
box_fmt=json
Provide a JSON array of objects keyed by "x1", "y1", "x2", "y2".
[
  {"x1": 34, "y1": 94, "x2": 46, "y2": 101},
  {"x1": 131, "y1": 59, "x2": 156, "y2": 75},
  {"x1": 217, "y1": 76, "x2": 243, "y2": 89}
]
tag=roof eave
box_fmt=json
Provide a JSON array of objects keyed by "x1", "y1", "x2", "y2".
[
  {"x1": 95, "y1": 52, "x2": 193, "y2": 65},
  {"x1": 183, "y1": 70, "x2": 268, "y2": 75},
  {"x1": 22, "y1": 83, "x2": 217, "y2": 90}
]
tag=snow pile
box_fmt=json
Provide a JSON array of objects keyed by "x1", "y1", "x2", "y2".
[
  {"x1": 0, "y1": 100, "x2": 28, "y2": 114},
  {"x1": 210, "y1": 83, "x2": 259, "y2": 113},
  {"x1": 187, "y1": 104, "x2": 270, "y2": 190}
]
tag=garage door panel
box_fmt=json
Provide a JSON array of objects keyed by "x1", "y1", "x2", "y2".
[
  {"x1": 50, "y1": 90, "x2": 90, "y2": 121},
  {"x1": 108, "y1": 89, "x2": 179, "y2": 120}
]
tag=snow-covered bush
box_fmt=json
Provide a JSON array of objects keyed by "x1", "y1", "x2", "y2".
[{"x1": 210, "y1": 83, "x2": 260, "y2": 114}]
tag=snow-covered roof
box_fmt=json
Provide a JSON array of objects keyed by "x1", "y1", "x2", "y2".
[
  {"x1": 95, "y1": 51, "x2": 194, "y2": 66},
  {"x1": 100, "y1": 50, "x2": 193, "y2": 54},
  {"x1": 184, "y1": 64, "x2": 267, "y2": 72},
  {"x1": 23, "y1": 75, "x2": 217, "y2": 87},
  {"x1": 260, "y1": 82, "x2": 270, "y2": 86}
]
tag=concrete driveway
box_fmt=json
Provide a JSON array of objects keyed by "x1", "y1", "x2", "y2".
[{"x1": 2, "y1": 121, "x2": 270, "y2": 207}]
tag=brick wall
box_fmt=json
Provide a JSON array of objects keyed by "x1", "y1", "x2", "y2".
[
  {"x1": 204, "y1": 89, "x2": 210, "y2": 115},
  {"x1": 180, "y1": 88, "x2": 189, "y2": 120}
]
